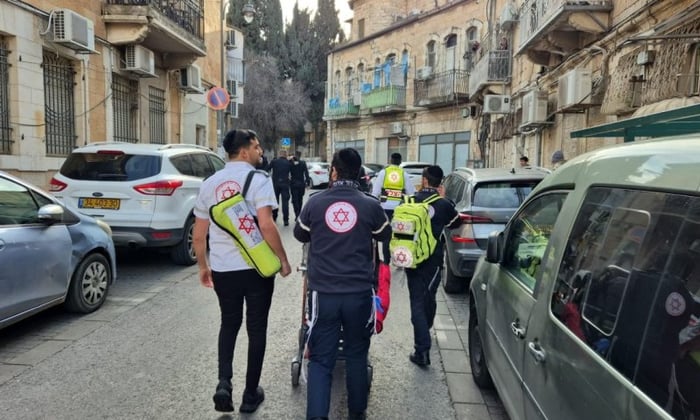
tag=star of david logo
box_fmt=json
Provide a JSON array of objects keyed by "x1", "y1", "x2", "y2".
[
  {"x1": 396, "y1": 222, "x2": 405, "y2": 231},
  {"x1": 670, "y1": 296, "x2": 682, "y2": 312},
  {"x1": 238, "y1": 215, "x2": 256, "y2": 234},
  {"x1": 396, "y1": 251, "x2": 408, "y2": 263},
  {"x1": 333, "y1": 208, "x2": 350, "y2": 225},
  {"x1": 220, "y1": 186, "x2": 238, "y2": 200},
  {"x1": 389, "y1": 172, "x2": 400, "y2": 182}
]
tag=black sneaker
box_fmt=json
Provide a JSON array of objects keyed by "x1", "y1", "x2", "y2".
[
  {"x1": 239, "y1": 386, "x2": 265, "y2": 413},
  {"x1": 213, "y1": 380, "x2": 234, "y2": 412},
  {"x1": 409, "y1": 351, "x2": 430, "y2": 367},
  {"x1": 348, "y1": 411, "x2": 367, "y2": 420}
]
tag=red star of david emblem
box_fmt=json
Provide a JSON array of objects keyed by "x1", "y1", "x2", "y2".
[
  {"x1": 220, "y1": 186, "x2": 238, "y2": 200},
  {"x1": 396, "y1": 251, "x2": 408, "y2": 263},
  {"x1": 333, "y1": 208, "x2": 350, "y2": 225},
  {"x1": 670, "y1": 296, "x2": 682, "y2": 311},
  {"x1": 238, "y1": 215, "x2": 256, "y2": 234},
  {"x1": 396, "y1": 222, "x2": 405, "y2": 231}
]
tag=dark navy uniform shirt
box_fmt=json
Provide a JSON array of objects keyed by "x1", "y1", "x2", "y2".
[
  {"x1": 414, "y1": 187, "x2": 460, "y2": 263},
  {"x1": 294, "y1": 180, "x2": 391, "y2": 293},
  {"x1": 268, "y1": 156, "x2": 292, "y2": 186}
]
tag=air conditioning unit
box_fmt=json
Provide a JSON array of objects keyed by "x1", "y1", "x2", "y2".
[
  {"x1": 180, "y1": 64, "x2": 203, "y2": 93},
  {"x1": 225, "y1": 31, "x2": 237, "y2": 50},
  {"x1": 520, "y1": 90, "x2": 548, "y2": 128},
  {"x1": 52, "y1": 9, "x2": 95, "y2": 51},
  {"x1": 499, "y1": 2, "x2": 519, "y2": 30},
  {"x1": 352, "y1": 92, "x2": 362, "y2": 106},
  {"x1": 483, "y1": 95, "x2": 511, "y2": 114},
  {"x1": 416, "y1": 66, "x2": 433, "y2": 80},
  {"x1": 558, "y1": 68, "x2": 592, "y2": 110},
  {"x1": 390, "y1": 122, "x2": 404, "y2": 134},
  {"x1": 123, "y1": 45, "x2": 156, "y2": 77},
  {"x1": 226, "y1": 101, "x2": 238, "y2": 118}
]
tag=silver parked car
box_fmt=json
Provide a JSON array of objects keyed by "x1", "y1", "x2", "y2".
[{"x1": 0, "y1": 171, "x2": 116, "y2": 329}]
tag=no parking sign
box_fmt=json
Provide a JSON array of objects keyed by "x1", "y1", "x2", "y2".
[{"x1": 207, "y1": 87, "x2": 230, "y2": 110}]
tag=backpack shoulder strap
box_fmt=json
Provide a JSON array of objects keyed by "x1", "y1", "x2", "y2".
[
  {"x1": 242, "y1": 169, "x2": 269, "y2": 197},
  {"x1": 423, "y1": 194, "x2": 441, "y2": 205},
  {"x1": 403, "y1": 195, "x2": 416, "y2": 204}
]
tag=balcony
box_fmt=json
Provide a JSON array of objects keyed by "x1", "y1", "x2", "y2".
[
  {"x1": 360, "y1": 86, "x2": 406, "y2": 115},
  {"x1": 102, "y1": 0, "x2": 206, "y2": 69},
  {"x1": 469, "y1": 50, "x2": 512, "y2": 96},
  {"x1": 517, "y1": 0, "x2": 612, "y2": 66},
  {"x1": 324, "y1": 99, "x2": 361, "y2": 121},
  {"x1": 414, "y1": 70, "x2": 469, "y2": 108}
]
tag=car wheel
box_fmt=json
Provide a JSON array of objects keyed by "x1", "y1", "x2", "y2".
[
  {"x1": 65, "y1": 253, "x2": 111, "y2": 313},
  {"x1": 171, "y1": 217, "x2": 197, "y2": 266},
  {"x1": 443, "y1": 245, "x2": 467, "y2": 294},
  {"x1": 469, "y1": 308, "x2": 494, "y2": 389}
]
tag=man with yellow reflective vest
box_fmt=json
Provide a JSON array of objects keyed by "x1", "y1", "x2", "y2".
[{"x1": 371, "y1": 153, "x2": 415, "y2": 262}]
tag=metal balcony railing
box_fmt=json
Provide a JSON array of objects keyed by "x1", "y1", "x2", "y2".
[
  {"x1": 414, "y1": 70, "x2": 469, "y2": 107},
  {"x1": 324, "y1": 100, "x2": 361, "y2": 120},
  {"x1": 469, "y1": 50, "x2": 512, "y2": 94},
  {"x1": 361, "y1": 86, "x2": 406, "y2": 111},
  {"x1": 518, "y1": 0, "x2": 611, "y2": 53},
  {"x1": 105, "y1": 0, "x2": 204, "y2": 40}
]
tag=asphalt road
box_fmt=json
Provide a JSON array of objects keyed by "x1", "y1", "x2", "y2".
[{"x1": 0, "y1": 209, "x2": 461, "y2": 419}]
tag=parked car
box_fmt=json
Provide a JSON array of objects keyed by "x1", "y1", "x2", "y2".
[
  {"x1": 0, "y1": 171, "x2": 116, "y2": 329},
  {"x1": 362, "y1": 163, "x2": 383, "y2": 192},
  {"x1": 469, "y1": 135, "x2": 700, "y2": 420},
  {"x1": 308, "y1": 162, "x2": 330, "y2": 188},
  {"x1": 50, "y1": 142, "x2": 225, "y2": 265},
  {"x1": 400, "y1": 161, "x2": 432, "y2": 190},
  {"x1": 441, "y1": 166, "x2": 549, "y2": 293}
]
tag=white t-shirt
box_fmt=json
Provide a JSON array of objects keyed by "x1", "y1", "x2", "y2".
[{"x1": 194, "y1": 161, "x2": 278, "y2": 272}]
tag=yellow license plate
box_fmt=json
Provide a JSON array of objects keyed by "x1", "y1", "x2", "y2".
[{"x1": 79, "y1": 198, "x2": 120, "y2": 210}]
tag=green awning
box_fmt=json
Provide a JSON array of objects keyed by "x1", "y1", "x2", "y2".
[{"x1": 570, "y1": 103, "x2": 700, "y2": 142}]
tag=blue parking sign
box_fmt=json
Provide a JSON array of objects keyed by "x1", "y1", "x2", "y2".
[{"x1": 281, "y1": 137, "x2": 291, "y2": 146}]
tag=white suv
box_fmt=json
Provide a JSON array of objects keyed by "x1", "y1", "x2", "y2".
[{"x1": 50, "y1": 142, "x2": 225, "y2": 265}]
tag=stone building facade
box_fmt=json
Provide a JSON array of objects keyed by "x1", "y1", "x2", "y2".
[
  {"x1": 330, "y1": 0, "x2": 700, "y2": 170},
  {"x1": 0, "y1": 0, "x2": 241, "y2": 187}
]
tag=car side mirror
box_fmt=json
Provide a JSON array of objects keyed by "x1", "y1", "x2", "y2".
[
  {"x1": 485, "y1": 230, "x2": 502, "y2": 263},
  {"x1": 37, "y1": 204, "x2": 64, "y2": 224}
]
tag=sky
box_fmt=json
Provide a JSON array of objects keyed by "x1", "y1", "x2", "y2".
[{"x1": 281, "y1": 0, "x2": 353, "y2": 34}]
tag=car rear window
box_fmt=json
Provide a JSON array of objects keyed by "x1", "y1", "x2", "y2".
[
  {"x1": 472, "y1": 181, "x2": 538, "y2": 208},
  {"x1": 60, "y1": 153, "x2": 161, "y2": 181}
]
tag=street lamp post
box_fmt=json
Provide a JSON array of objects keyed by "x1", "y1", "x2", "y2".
[{"x1": 219, "y1": 1, "x2": 255, "y2": 148}]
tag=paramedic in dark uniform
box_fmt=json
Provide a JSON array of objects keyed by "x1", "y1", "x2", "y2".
[
  {"x1": 289, "y1": 151, "x2": 311, "y2": 221},
  {"x1": 294, "y1": 148, "x2": 391, "y2": 420},
  {"x1": 405, "y1": 166, "x2": 459, "y2": 367},
  {"x1": 371, "y1": 153, "x2": 415, "y2": 261},
  {"x1": 193, "y1": 129, "x2": 291, "y2": 414},
  {"x1": 268, "y1": 149, "x2": 292, "y2": 225}
]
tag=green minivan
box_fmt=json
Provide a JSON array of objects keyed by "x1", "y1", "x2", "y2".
[{"x1": 469, "y1": 135, "x2": 700, "y2": 419}]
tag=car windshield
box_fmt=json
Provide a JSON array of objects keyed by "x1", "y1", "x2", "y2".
[
  {"x1": 402, "y1": 164, "x2": 430, "y2": 175},
  {"x1": 60, "y1": 153, "x2": 162, "y2": 181},
  {"x1": 472, "y1": 181, "x2": 538, "y2": 208}
]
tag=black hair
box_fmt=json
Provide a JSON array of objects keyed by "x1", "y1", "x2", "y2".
[
  {"x1": 331, "y1": 148, "x2": 362, "y2": 181},
  {"x1": 422, "y1": 165, "x2": 443, "y2": 188},
  {"x1": 223, "y1": 129, "x2": 258, "y2": 157},
  {"x1": 390, "y1": 153, "x2": 402, "y2": 165}
]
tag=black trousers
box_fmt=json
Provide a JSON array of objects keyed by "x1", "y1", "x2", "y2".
[
  {"x1": 406, "y1": 253, "x2": 442, "y2": 353},
  {"x1": 273, "y1": 183, "x2": 290, "y2": 222},
  {"x1": 212, "y1": 269, "x2": 274, "y2": 392},
  {"x1": 290, "y1": 184, "x2": 306, "y2": 219}
]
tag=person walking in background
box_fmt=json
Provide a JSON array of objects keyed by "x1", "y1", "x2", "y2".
[
  {"x1": 371, "y1": 153, "x2": 415, "y2": 262},
  {"x1": 405, "y1": 166, "x2": 460, "y2": 367},
  {"x1": 294, "y1": 148, "x2": 391, "y2": 420},
  {"x1": 289, "y1": 151, "x2": 311, "y2": 222},
  {"x1": 551, "y1": 150, "x2": 566, "y2": 170},
  {"x1": 192, "y1": 129, "x2": 291, "y2": 414},
  {"x1": 257, "y1": 152, "x2": 269, "y2": 171},
  {"x1": 519, "y1": 156, "x2": 529, "y2": 167},
  {"x1": 268, "y1": 150, "x2": 292, "y2": 225}
]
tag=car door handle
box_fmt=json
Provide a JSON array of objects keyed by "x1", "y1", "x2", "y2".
[
  {"x1": 510, "y1": 320, "x2": 526, "y2": 339},
  {"x1": 528, "y1": 341, "x2": 546, "y2": 364}
]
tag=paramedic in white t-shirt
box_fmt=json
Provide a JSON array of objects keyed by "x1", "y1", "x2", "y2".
[{"x1": 192, "y1": 129, "x2": 291, "y2": 414}]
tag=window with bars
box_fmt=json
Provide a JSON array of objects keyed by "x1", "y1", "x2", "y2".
[
  {"x1": 148, "y1": 86, "x2": 166, "y2": 144},
  {"x1": 112, "y1": 74, "x2": 139, "y2": 143},
  {"x1": 0, "y1": 38, "x2": 11, "y2": 154},
  {"x1": 42, "y1": 51, "x2": 76, "y2": 156}
]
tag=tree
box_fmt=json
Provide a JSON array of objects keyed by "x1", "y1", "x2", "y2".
[
  {"x1": 226, "y1": 0, "x2": 284, "y2": 56},
  {"x1": 237, "y1": 52, "x2": 310, "y2": 152},
  {"x1": 282, "y1": 4, "x2": 316, "y2": 80}
]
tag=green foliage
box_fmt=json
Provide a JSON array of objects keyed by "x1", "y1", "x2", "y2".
[{"x1": 226, "y1": 0, "x2": 284, "y2": 56}]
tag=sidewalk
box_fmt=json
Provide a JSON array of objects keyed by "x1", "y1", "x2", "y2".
[{"x1": 435, "y1": 288, "x2": 508, "y2": 420}]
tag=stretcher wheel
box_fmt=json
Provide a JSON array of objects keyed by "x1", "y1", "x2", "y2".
[
  {"x1": 367, "y1": 364, "x2": 373, "y2": 390},
  {"x1": 291, "y1": 360, "x2": 302, "y2": 387}
]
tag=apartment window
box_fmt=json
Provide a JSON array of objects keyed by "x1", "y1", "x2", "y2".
[
  {"x1": 418, "y1": 132, "x2": 470, "y2": 173},
  {"x1": 376, "y1": 138, "x2": 407, "y2": 165},
  {"x1": 358, "y1": 18, "x2": 365, "y2": 39},
  {"x1": 42, "y1": 51, "x2": 76, "y2": 157},
  {"x1": 0, "y1": 37, "x2": 11, "y2": 154},
  {"x1": 690, "y1": 44, "x2": 700, "y2": 94},
  {"x1": 445, "y1": 34, "x2": 457, "y2": 71},
  {"x1": 427, "y1": 41, "x2": 436, "y2": 68},
  {"x1": 335, "y1": 139, "x2": 365, "y2": 162},
  {"x1": 148, "y1": 86, "x2": 166, "y2": 144},
  {"x1": 345, "y1": 67, "x2": 354, "y2": 99},
  {"x1": 467, "y1": 27, "x2": 478, "y2": 42},
  {"x1": 112, "y1": 74, "x2": 139, "y2": 143}
]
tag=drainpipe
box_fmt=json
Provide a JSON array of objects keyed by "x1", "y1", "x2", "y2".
[{"x1": 81, "y1": 55, "x2": 89, "y2": 146}]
